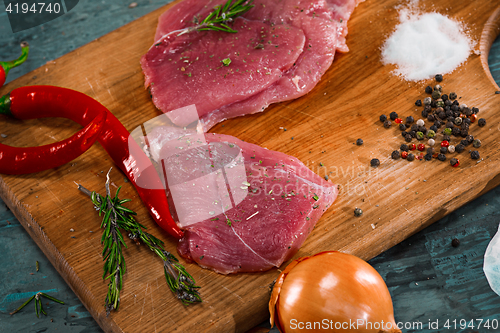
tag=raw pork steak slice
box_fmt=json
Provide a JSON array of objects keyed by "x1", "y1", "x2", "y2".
[
  {"x1": 141, "y1": 0, "x2": 362, "y2": 131},
  {"x1": 146, "y1": 128, "x2": 337, "y2": 274}
]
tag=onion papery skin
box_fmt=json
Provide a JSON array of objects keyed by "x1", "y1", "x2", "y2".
[{"x1": 269, "y1": 251, "x2": 401, "y2": 333}]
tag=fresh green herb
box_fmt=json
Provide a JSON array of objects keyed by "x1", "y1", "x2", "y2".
[
  {"x1": 10, "y1": 292, "x2": 64, "y2": 317},
  {"x1": 312, "y1": 195, "x2": 319, "y2": 201},
  {"x1": 78, "y1": 169, "x2": 201, "y2": 314}
]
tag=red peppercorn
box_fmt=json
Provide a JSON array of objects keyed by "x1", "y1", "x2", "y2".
[
  {"x1": 441, "y1": 140, "x2": 449, "y2": 148},
  {"x1": 417, "y1": 144, "x2": 425, "y2": 151},
  {"x1": 401, "y1": 151, "x2": 409, "y2": 159},
  {"x1": 409, "y1": 143, "x2": 416, "y2": 151},
  {"x1": 470, "y1": 114, "x2": 477, "y2": 123},
  {"x1": 451, "y1": 159, "x2": 460, "y2": 167},
  {"x1": 395, "y1": 118, "x2": 403, "y2": 124}
]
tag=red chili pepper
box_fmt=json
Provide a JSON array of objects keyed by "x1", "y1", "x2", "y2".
[
  {"x1": 0, "y1": 86, "x2": 183, "y2": 239},
  {"x1": 0, "y1": 42, "x2": 29, "y2": 87}
]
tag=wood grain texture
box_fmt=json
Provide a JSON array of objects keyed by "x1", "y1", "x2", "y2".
[{"x1": 1, "y1": 0, "x2": 500, "y2": 332}]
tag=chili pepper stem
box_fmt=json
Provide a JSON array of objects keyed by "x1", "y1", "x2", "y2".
[
  {"x1": 0, "y1": 42, "x2": 30, "y2": 77},
  {"x1": 0, "y1": 93, "x2": 12, "y2": 116}
]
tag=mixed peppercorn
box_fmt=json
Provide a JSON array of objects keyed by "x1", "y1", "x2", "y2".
[{"x1": 377, "y1": 74, "x2": 485, "y2": 167}]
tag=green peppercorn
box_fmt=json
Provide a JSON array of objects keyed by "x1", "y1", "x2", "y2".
[
  {"x1": 443, "y1": 128, "x2": 452, "y2": 136},
  {"x1": 354, "y1": 207, "x2": 363, "y2": 217},
  {"x1": 370, "y1": 158, "x2": 380, "y2": 167},
  {"x1": 391, "y1": 150, "x2": 400, "y2": 159},
  {"x1": 473, "y1": 139, "x2": 481, "y2": 148},
  {"x1": 427, "y1": 130, "x2": 436, "y2": 138},
  {"x1": 436, "y1": 100, "x2": 444, "y2": 108},
  {"x1": 432, "y1": 90, "x2": 441, "y2": 100},
  {"x1": 416, "y1": 131, "x2": 424, "y2": 140},
  {"x1": 471, "y1": 150, "x2": 480, "y2": 159}
]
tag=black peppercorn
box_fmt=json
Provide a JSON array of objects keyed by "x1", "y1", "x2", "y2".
[
  {"x1": 441, "y1": 94, "x2": 448, "y2": 102},
  {"x1": 427, "y1": 114, "x2": 435, "y2": 122},
  {"x1": 472, "y1": 107, "x2": 479, "y2": 114},
  {"x1": 354, "y1": 208, "x2": 363, "y2": 217},
  {"x1": 452, "y1": 127, "x2": 461, "y2": 136},
  {"x1": 446, "y1": 121, "x2": 454, "y2": 128},
  {"x1": 370, "y1": 158, "x2": 380, "y2": 167},
  {"x1": 424, "y1": 154, "x2": 432, "y2": 161},
  {"x1": 391, "y1": 150, "x2": 400, "y2": 159},
  {"x1": 401, "y1": 131, "x2": 408, "y2": 138},
  {"x1": 471, "y1": 150, "x2": 480, "y2": 160},
  {"x1": 409, "y1": 131, "x2": 416, "y2": 138},
  {"x1": 463, "y1": 118, "x2": 471, "y2": 125},
  {"x1": 460, "y1": 129, "x2": 468, "y2": 137},
  {"x1": 460, "y1": 139, "x2": 468, "y2": 147},
  {"x1": 429, "y1": 125, "x2": 438, "y2": 132},
  {"x1": 478, "y1": 118, "x2": 486, "y2": 127},
  {"x1": 437, "y1": 154, "x2": 446, "y2": 161},
  {"x1": 464, "y1": 108, "x2": 472, "y2": 117},
  {"x1": 450, "y1": 158, "x2": 458, "y2": 166},
  {"x1": 445, "y1": 99, "x2": 452, "y2": 106},
  {"x1": 384, "y1": 120, "x2": 392, "y2": 128},
  {"x1": 407, "y1": 153, "x2": 415, "y2": 161},
  {"x1": 406, "y1": 116, "x2": 414, "y2": 124},
  {"x1": 410, "y1": 124, "x2": 418, "y2": 132},
  {"x1": 389, "y1": 112, "x2": 398, "y2": 120},
  {"x1": 453, "y1": 111, "x2": 461, "y2": 118},
  {"x1": 449, "y1": 92, "x2": 457, "y2": 100},
  {"x1": 466, "y1": 135, "x2": 474, "y2": 143},
  {"x1": 356, "y1": 138, "x2": 363, "y2": 145},
  {"x1": 400, "y1": 144, "x2": 409, "y2": 151},
  {"x1": 452, "y1": 100, "x2": 459, "y2": 106},
  {"x1": 461, "y1": 122, "x2": 469, "y2": 130},
  {"x1": 415, "y1": 99, "x2": 422, "y2": 106},
  {"x1": 434, "y1": 120, "x2": 442, "y2": 128},
  {"x1": 405, "y1": 134, "x2": 413, "y2": 142},
  {"x1": 380, "y1": 114, "x2": 387, "y2": 122},
  {"x1": 421, "y1": 109, "x2": 428, "y2": 118},
  {"x1": 451, "y1": 104, "x2": 458, "y2": 112},
  {"x1": 435, "y1": 74, "x2": 443, "y2": 82},
  {"x1": 427, "y1": 147, "x2": 435, "y2": 155},
  {"x1": 438, "y1": 111, "x2": 446, "y2": 119},
  {"x1": 455, "y1": 144, "x2": 465, "y2": 153},
  {"x1": 440, "y1": 147, "x2": 448, "y2": 154},
  {"x1": 430, "y1": 100, "x2": 437, "y2": 108},
  {"x1": 442, "y1": 135, "x2": 451, "y2": 142},
  {"x1": 425, "y1": 86, "x2": 433, "y2": 94},
  {"x1": 399, "y1": 123, "x2": 407, "y2": 131},
  {"x1": 451, "y1": 238, "x2": 460, "y2": 247}
]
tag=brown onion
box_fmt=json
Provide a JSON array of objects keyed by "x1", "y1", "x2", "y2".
[{"x1": 269, "y1": 251, "x2": 401, "y2": 333}]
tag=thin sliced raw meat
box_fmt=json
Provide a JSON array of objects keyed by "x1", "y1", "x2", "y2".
[
  {"x1": 142, "y1": 0, "x2": 362, "y2": 131},
  {"x1": 141, "y1": 17, "x2": 305, "y2": 126},
  {"x1": 146, "y1": 128, "x2": 337, "y2": 274}
]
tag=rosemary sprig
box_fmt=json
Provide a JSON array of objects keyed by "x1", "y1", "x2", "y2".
[
  {"x1": 78, "y1": 169, "x2": 201, "y2": 314},
  {"x1": 10, "y1": 292, "x2": 64, "y2": 317}
]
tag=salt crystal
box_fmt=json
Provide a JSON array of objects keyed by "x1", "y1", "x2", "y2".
[
  {"x1": 381, "y1": 8, "x2": 474, "y2": 81},
  {"x1": 484, "y1": 223, "x2": 500, "y2": 296}
]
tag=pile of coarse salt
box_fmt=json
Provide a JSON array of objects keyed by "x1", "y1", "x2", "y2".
[{"x1": 381, "y1": 8, "x2": 474, "y2": 81}]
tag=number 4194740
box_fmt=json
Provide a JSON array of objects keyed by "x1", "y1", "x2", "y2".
[
  {"x1": 5, "y1": 2, "x2": 62, "y2": 14},
  {"x1": 443, "y1": 318, "x2": 499, "y2": 330}
]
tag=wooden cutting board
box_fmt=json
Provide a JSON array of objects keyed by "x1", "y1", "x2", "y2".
[{"x1": 1, "y1": 0, "x2": 500, "y2": 332}]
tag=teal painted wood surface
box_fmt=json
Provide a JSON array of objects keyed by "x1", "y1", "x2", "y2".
[{"x1": 1, "y1": 1, "x2": 500, "y2": 332}]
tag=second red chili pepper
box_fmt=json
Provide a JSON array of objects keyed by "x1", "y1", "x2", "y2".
[
  {"x1": 0, "y1": 85, "x2": 183, "y2": 239},
  {"x1": 1, "y1": 42, "x2": 30, "y2": 87}
]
